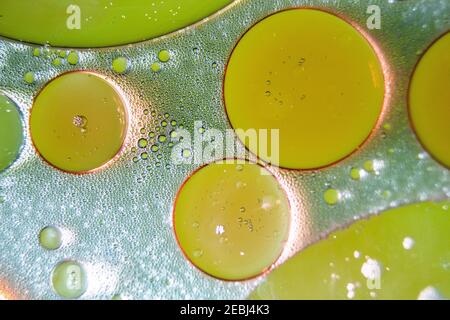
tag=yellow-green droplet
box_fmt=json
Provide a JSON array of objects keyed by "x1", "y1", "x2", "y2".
[
  {"x1": 158, "y1": 135, "x2": 167, "y2": 143},
  {"x1": 58, "y1": 50, "x2": 67, "y2": 58},
  {"x1": 52, "y1": 261, "x2": 88, "y2": 299},
  {"x1": 350, "y1": 168, "x2": 361, "y2": 181},
  {"x1": 112, "y1": 57, "x2": 129, "y2": 74},
  {"x1": 151, "y1": 145, "x2": 159, "y2": 152},
  {"x1": 150, "y1": 62, "x2": 161, "y2": 73},
  {"x1": 324, "y1": 189, "x2": 340, "y2": 205},
  {"x1": 158, "y1": 50, "x2": 170, "y2": 62},
  {"x1": 24, "y1": 72, "x2": 35, "y2": 84},
  {"x1": 39, "y1": 226, "x2": 62, "y2": 250},
  {"x1": 32, "y1": 48, "x2": 40, "y2": 57},
  {"x1": 138, "y1": 138, "x2": 148, "y2": 148},
  {"x1": 182, "y1": 148, "x2": 192, "y2": 159},
  {"x1": 141, "y1": 152, "x2": 149, "y2": 160},
  {"x1": 67, "y1": 51, "x2": 79, "y2": 65},
  {"x1": 52, "y1": 58, "x2": 62, "y2": 66},
  {"x1": 363, "y1": 160, "x2": 375, "y2": 173}
]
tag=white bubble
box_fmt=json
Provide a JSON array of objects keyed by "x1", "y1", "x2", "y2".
[
  {"x1": 361, "y1": 258, "x2": 382, "y2": 280},
  {"x1": 402, "y1": 236, "x2": 415, "y2": 250},
  {"x1": 417, "y1": 286, "x2": 445, "y2": 300}
]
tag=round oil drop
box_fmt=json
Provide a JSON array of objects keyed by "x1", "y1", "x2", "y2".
[
  {"x1": 30, "y1": 72, "x2": 127, "y2": 173},
  {"x1": 39, "y1": 226, "x2": 62, "y2": 250},
  {"x1": 112, "y1": 57, "x2": 129, "y2": 74},
  {"x1": 52, "y1": 261, "x2": 87, "y2": 299},
  {"x1": 0, "y1": 95, "x2": 23, "y2": 172},
  {"x1": 173, "y1": 161, "x2": 290, "y2": 280},
  {"x1": 67, "y1": 51, "x2": 79, "y2": 65},
  {"x1": 324, "y1": 189, "x2": 340, "y2": 206},
  {"x1": 23, "y1": 72, "x2": 35, "y2": 84},
  {"x1": 409, "y1": 32, "x2": 450, "y2": 168},
  {"x1": 158, "y1": 50, "x2": 170, "y2": 62},
  {"x1": 224, "y1": 9, "x2": 384, "y2": 169}
]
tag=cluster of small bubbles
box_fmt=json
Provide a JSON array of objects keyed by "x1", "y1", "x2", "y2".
[
  {"x1": 31, "y1": 47, "x2": 78, "y2": 68},
  {"x1": 132, "y1": 110, "x2": 184, "y2": 165}
]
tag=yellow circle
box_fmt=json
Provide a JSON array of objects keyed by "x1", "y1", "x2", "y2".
[
  {"x1": 30, "y1": 72, "x2": 127, "y2": 173},
  {"x1": 224, "y1": 9, "x2": 385, "y2": 170},
  {"x1": 409, "y1": 32, "x2": 450, "y2": 168},
  {"x1": 173, "y1": 161, "x2": 290, "y2": 280}
]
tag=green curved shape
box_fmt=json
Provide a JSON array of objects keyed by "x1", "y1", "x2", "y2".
[
  {"x1": 250, "y1": 201, "x2": 450, "y2": 300},
  {"x1": 0, "y1": 0, "x2": 233, "y2": 48}
]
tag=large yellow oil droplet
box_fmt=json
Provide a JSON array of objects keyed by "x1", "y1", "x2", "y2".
[
  {"x1": 409, "y1": 32, "x2": 450, "y2": 168},
  {"x1": 173, "y1": 160, "x2": 290, "y2": 280},
  {"x1": 224, "y1": 9, "x2": 384, "y2": 170},
  {"x1": 250, "y1": 201, "x2": 450, "y2": 299},
  {"x1": 30, "y1": 72, "x2": 127, "y2": 173}
]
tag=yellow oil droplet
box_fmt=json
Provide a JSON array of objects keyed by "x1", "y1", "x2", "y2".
[
  {"x1": 52, "y1": 261, "x2": 87, "y2": 299},
  {"x1": 173, "y1": 160, "x2": 290, "y2": 280},
  {"x1": 224, "y1": 9, "x2": 384, "y2": 169},
  {"x1": 32, "y1": 48, "x2": 40, "y2": 57},
  {"x1": 39, "y1": 226, "x2": 62, "y2": 250},
  {"x1": 30, "y1": 72, "x2": 127, "y2": 173},
  {"x1": 409, "y1": 32, "x2": 450, "y2": 168},
  {"x1": 324, "y1": 188, "x2": 340, "y2": 205}
]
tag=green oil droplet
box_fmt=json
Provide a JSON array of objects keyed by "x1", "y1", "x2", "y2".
[
  {"x1": 67, "y1": 51, "x2": 79, "y2": 65},
  {"x1": 24, "y1": 72, "x2": 35, "y2": 84},
  {"x1": 138, "y1": 138, "x2": 148, "y2": 148},
  {"x1": 39, "y1": 226, "x2": 62, "y2": 250},
  {"x1": 363, "y1": 160, "x2": 375, "y2": 173},
  {"x1": 151, "y1": 62, "x2": 161, "y2": 73},
  {"x1": 112, "y1": 57, "x2": 129, "y2": 74},
  {"x1": 52, "y1": 58, "x2": 62, "y2": 66},
  {"x1": 182, "y1": 149, "x2": 192, "y2": 159},
  {"x1": 148, "y1": 131, "x2": 155, "y2": 138},
  {"x1": 151, "y1": 145, "x2": 159, "y2": 152},
  {"x1": 32, "y1": 48, "x2": 40, "y2": 57},
  {"x1": 158, "y1": 50, "x2": 170, "y2": 62},
  {"x1": 141, "y1": 152, "x2": 149, "y2": 160},
  {"x1": 59, "y1": 50, "x2": 67, "y2": 58},
  {"x1": 324, "y1": 189, "x2": 340, "y2": 206},
  {"x1": 350, "y1": 168, "x2": 361, "y2": 181},
  {"x1": 52, "y1": 261, "x2": 88, "y2": 299},
  {"x1": 158, "y1": 135, "x2": 167, "y2": 143}
]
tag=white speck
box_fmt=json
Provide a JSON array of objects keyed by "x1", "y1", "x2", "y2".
[
  {"x1": 402, "y1": 236, "x2": 415, "y2": 250},
  {"x1": 346, "y1": 283, "x2": 356, "y2": 299},
  {"x1": 361, "y1": 258, "x2": 382, "y2": 280},
  {"x1": 215, "y1": 225, "x2": 225, "y2": 235},
  {"x1": 239, "y1": 251, "x2": 245, "y2": 256},
  {"x1": 417, "y1": 286, "x2": 445, "y2": 300},
  {"x1": 353, "y1": 250, "x2": 361, "y2": 259},
  {"x1": 370, "y1": 291, "x2": 377, "y2": 298}
]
